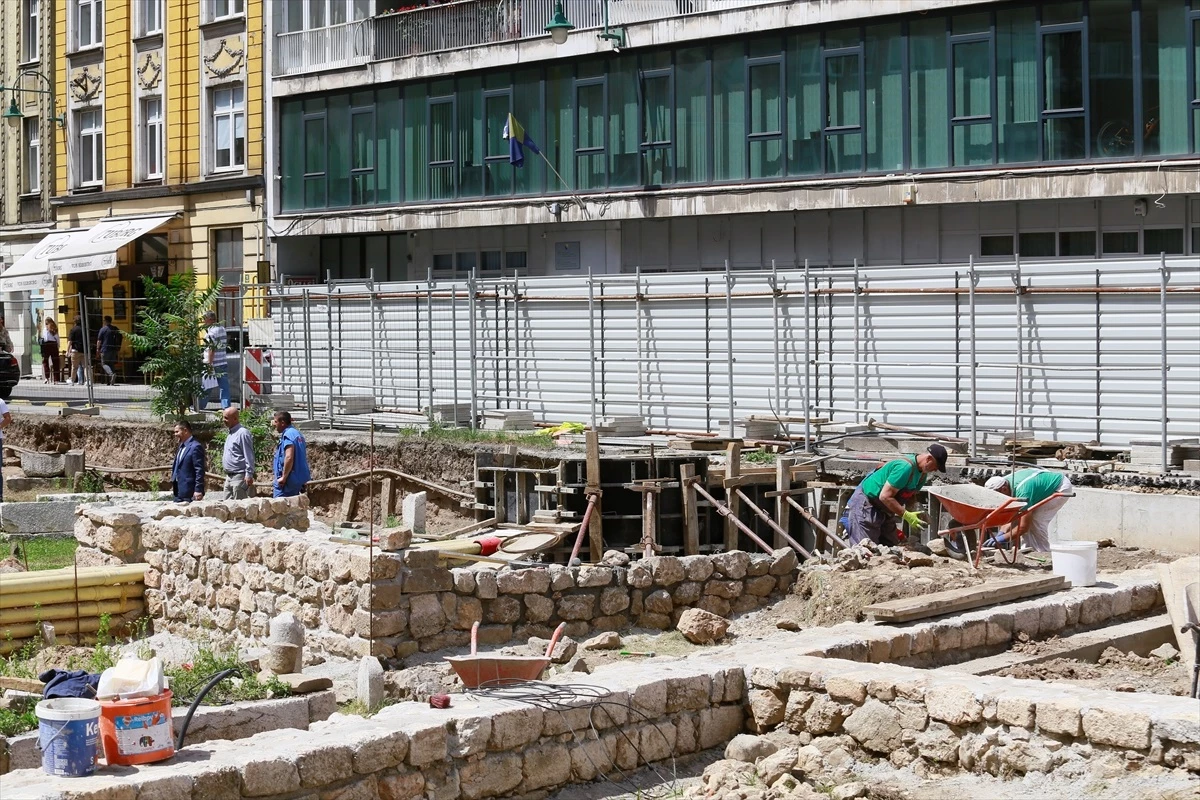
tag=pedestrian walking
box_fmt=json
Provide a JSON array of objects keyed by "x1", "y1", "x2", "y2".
[
  {"x1": 40, "y1": 318, "x2": 61, "y2": 384},
  {"x1": 0, "y1": 398, "x2": 11, "y2": 502},
  {"x1": 271, "y1": 411, "x2": 310, "y2": 498},
  {"x1": 67, "y1": 318, "x2": 89, "y2": 385},
  {"x1": 170, "y1": 420, "x2": 207, "y2": 503},
  {"x1": 96, "y1": 316, "x2": 123, "y2": 385},
  {"x1": 221, "y1": 407, "x2": 255, "y2": 500},
  {"x1": 201, "y1": 311, "x2": 231, "y2": 410}
]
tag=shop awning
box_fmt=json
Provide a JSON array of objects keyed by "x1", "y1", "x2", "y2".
[
  {"x1": 0, "y1": 232, "x2": 82, "y2": 293},
  {"x1": 48, "y1": 213, "x2": 179, "y2": 278}
]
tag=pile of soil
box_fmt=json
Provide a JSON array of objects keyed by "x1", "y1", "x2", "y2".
[{"x1": 997, "y1": 647, "x2": 1192, "y2": 696}]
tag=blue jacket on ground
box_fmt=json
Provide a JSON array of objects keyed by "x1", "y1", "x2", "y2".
[
  {"x1": 171, "y1": 436, "x2": 207, "y2": 501},
  {"x1": 273, "y1": 426, "x2": 311, "y2": 497}
]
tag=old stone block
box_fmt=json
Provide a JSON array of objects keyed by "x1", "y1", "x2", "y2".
[
  {"x1": 681, "y1": 555, "x2": 715, "y2": 582},
  {"x1": 699, "y1": 705, "x2": 746, "y2": 750},
  {"x1": 638, "y1": 612, "x2": 672, "y2": 630},
  {"x1": 475, "y1": 570, "x2": 498, "y2": 599},
  {"x1": 1036, "y1": 699, "x2": 1083, "y2": 737},
  {"x1": 497, "y1": 569, "x2": 551, "y2": 595},
  {"x1": 476, "y1": 624, "x2": 512, "y2": 645},
  {"x1": 895, "y1": 699, "x2": 928, "y2": 732},
  {"x1": 643, "y1": 588, "x2": 673, "y2": 615},
  {"x1": 521, "y1": 742, "x2": 572, "y2": 792},
  {"x1": 575, "y1": 565, "x2": 612, "y2": 588},
  {"x1": 666, "y1": 675, "x2": 712, "y2": 713},
  {"x1": 598, "y1": 586, "x2": 630, "y2": 616},
  {"x1": 296, "y1": 744, "x2": 354, "y2": 787},
  {"x1": 843, "y1": 699, "x2": 903, "y2": 754},
  {"x1": 409, "y1": 593, "x2": 446, "y2": 638},
  {"x1": 997, "y1": 696, "x2": 1035, "y2": 729},
  {"x1": 803, "y1": 696, "x2": 850, "y2": 735},
  {"x1": 986, "y1": 613, "x2": 1014, "y2": 646},
  {"x1": 627, "y1": 563, "x2": 653, "y2": 589},
  {"x1": 378, "y1": 772, "x2": 424, "y2": 800},
  {"x1": 647, "y1": 556, "x2": 685, "y2": 586},
  {"x1": 402, "y1": 567, "x2": 453, "y2": 595},
  {"x1": 696, "y1": 595, "x2": 732, "y2": 618},
  {"x1": 489, "y1": 706, "x2": 544, "y2": 750},
  {"x1": 671, "y1": 581, "x2": 702, "y2": 606},
  {"x1": 916, "y1": 722, "x2": 960, "y2": 763},
  {"x1": 402, "y1": 549, "x2": 440, "y2": 569},
  {"x1": 711, "y1": 550, "x2": 750, "y2": 579},
  {"x1": 926, "y1": 685, "x2": 982, "y2": 726},
  {"x1": 557, "y1": 593, "x2": 596, "y2": 620},
  {"x1": 745, "y1": 575, "x2": 777, "y2": 597},
  {"x1": 1079, "y1": 592, "x2": 1113, "y2": 626},
  {"x1": 825, "y1": 675, "x2": 868, "y2": 705},
  {"x1": 704, "y1": 579, "x2": 743, "y2": 599},
  {"x1": 459, "y1": 753, "x2": 522, "y2": 800},
  {"x1": 960, "y1": 619, "x2": 987, "y2": 650},
  {"x1": 1131, "y1": 583, "x2": 1160, "y2": 612},
  {"x1": 1082, "y1": 708, "x2": 1151, "y2": 750},
  {"x1": 451, "y1": 568, "x2": 476, "y2": 594},
  {"x1": 408, "y1": 723, "x2": 450, "y2": 766},
  {"x1": 485, "y1": 596, "x2": 521, "y2": 624},
  {"x1": 1012, "y1": 606, "x2": 1041, "y2": 640},
  {"x1": 241, "y1": 757, "x2": 301, "y2": 797}
]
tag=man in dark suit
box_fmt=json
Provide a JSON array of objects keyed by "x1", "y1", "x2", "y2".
[{"x1": 171, "y1": 420, "x2": 207, "y2": 503}]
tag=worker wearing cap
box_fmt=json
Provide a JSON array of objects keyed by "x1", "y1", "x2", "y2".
[
  {"x1": 984, "y1": 470, "x2": 1074, "y2": 552},
  {"x1": 846, "y1": 444, "x2": 947, "y2": 546}
]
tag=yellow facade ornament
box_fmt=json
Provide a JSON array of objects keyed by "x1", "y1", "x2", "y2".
[
  {"x1": 203, "y1": 37, "x2": 246, "y2": 80},
  {"x1": 69, "y1": 66, "x2": 103, "y2": 103},
  {"x1": 136, "y1": 52, "x2": 164, "y2": 91}
]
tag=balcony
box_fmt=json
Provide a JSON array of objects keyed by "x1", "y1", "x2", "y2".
[{"x1": 273, "y1": 0, "x2": 770, "y2": 76}]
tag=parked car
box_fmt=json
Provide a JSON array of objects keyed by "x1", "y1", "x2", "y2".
[{"x1": 0, "y1": 351, "x2": 20, "y2": 400}]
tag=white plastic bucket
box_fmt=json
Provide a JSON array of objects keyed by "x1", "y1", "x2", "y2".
[
  {"x1": 1050, "y1": 541, "x2": 1098, "y2": 587},
  {"x1": 36, "y1": 698, "x2": 102, "y2": 777}
]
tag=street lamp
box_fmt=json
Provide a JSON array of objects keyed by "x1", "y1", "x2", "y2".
[
  {"x1": 2, "y1": 97, "x2": 23, "y2": 125},
  {"x1": 545, "y1": 0, "x2": 625, "y2": 48},
  {"x1": 0, "y1": 71, "x2": 66, "y2": 129}
]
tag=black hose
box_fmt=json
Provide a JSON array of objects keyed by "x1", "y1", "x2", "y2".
[{"x1": 175, "y1": 667, "x2": 241, "y2": 750}]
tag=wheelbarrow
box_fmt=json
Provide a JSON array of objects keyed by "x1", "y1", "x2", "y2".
[
  {"x1": 979, "y1": 490, "x2": 1076, "y2": 567},
  {"x1": 926, "y1": 484, "x2": 1027, "y2": 568},
  {"x1": 446, "y1": 621, "x2": 566, "y2": 689}
]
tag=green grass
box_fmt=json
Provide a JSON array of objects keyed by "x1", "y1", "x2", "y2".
[
  {"x1": 399, "y1": 422, "x2": 561, "y2": 449},
  {"x1": 339, "y1": 697, "x2": 397, "y2": 717},
  {"x1": 742, "y1": 449, "x2": 778, "y2": 465},
  {"x1": 165, "y1": 644, "x2": 292, "y2": 706},
  {"x1": 9, "y1": 537, "x2": 79, "y2": 571},
  {"x1": 0, "y1": 706, "x2": 38, "y2": 737}
]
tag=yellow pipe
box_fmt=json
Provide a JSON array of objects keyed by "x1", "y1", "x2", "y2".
[
  {"x1": 0, "y1": 598, "x2": 143, "y2": 626},
  {"x1": 1, "y1": 605, "x2": 144, "y2": 642},
  {"x1": 0, "y1": 583, "x2": 145, "y2": 610},
  {"x1": 0, "y1": 564, "x2": 148, "y2": 592}
]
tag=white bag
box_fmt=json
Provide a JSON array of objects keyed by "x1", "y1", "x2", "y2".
[
  {"x1": 97, "y1": 657, "x2": 166, "y2": 699},
  {"x1": 201, "y1": 375, "x2": 219, "y2": 391}
]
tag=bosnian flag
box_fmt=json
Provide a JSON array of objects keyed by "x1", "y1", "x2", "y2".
[{"x1": 503, "y1": 113, "x2": 540, "y2": 168}]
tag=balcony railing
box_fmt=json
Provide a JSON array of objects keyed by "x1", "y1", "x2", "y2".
[{"x1": 274, "y1": 0, "x2": 771, "y2": 76}]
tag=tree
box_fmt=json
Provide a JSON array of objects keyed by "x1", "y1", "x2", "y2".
[{"x1": 128, "y1": 274, "x2": 223, "y2": 420}]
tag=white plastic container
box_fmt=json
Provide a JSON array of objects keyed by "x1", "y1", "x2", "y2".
[{"x1": 1050, "y1": 541, "x2": 1098, "y2": 587}]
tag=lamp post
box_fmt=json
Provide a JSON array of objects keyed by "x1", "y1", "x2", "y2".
[
  {"x1": 545, "y1": 0, "x2": 625, "y2": 48},
  {"x1": 0, "y1": 70, "x2": 66, "y2": 130}
]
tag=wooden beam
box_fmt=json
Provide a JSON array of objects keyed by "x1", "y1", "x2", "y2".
[
  {"x1": 516, "y1": 472, "x2": 530, "y2": 525},
  {"x1": 680, "y1": 463, "x2": 700, "y2": 556},
  {"x1": 863, "y1": 575, "x2": 1068, "y2": 623},
  {"x1": 775, "y1": 457, "x2": 791, "y2": 550},
  {"x1": 585, "y1": 431, "x2": 604, "y2": 560},
  {"x1": 340, "y1": 486, "x2": 358, "y2": 522},
  {"x1": 380, "y1": 477, "x2": 395, "y2": 523},
  {"x1": 724, "y1": 441, "x2": 742, "y2": 551}
]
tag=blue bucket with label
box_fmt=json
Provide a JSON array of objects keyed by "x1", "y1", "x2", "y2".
[{"x1": 36, "y1": 698, "x2": 102, "y2": 777}]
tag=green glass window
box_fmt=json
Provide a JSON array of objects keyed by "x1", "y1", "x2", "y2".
[
  {"x1": 327, "y1": 95, "x2": 350, "y2": 207},
  {"x1": 909, "y1": 19, "x2": 947, "y2": 169},
  {"x1": 1089, "y1": 0, "x2": 1136, "y2": 158},
  {"x1": 676, "y1": 46, "x2": 709, "y2": 183},
  {"x1": 545, "y1": 65, "x2": 575, "y2": 191},
  {"x1": 865, "y1": 23, "x2": 903, "y2": 172},
  {"x1": 748, "y1": 60, "x2": 783, "y2": 178},
  {"x1": 576, "y1": 80, "x2": 606, "y2": 190},
  {"x1": 350, "y1": 107, "x2": 376, "y2": 206},
  {"x1": 1043, "y1": 29, "x2": 1086, "y2": 160},
  {"x1": 304, "y1": 107, "x2": 327, "y2": 208},
  {"x1": 280, "y1": 100, "x2": 304, "y2": 211},
  {"x1": 1144, "y1": 228, "x2": 1185, "y2": 254},
  {"x1": 641, "y1": 69, "x2": 672, "y2": 186},
  {"x1": 429, "y1": 98, "x2": 455, "y2": 200},
  {"x1": 787, "y1": 32, "x2": 822, "y2": 175},
  {"x1": 513, "y1": 68, "x2": 543, "y2": 196},
  {"x1": 953, "y1": 39, "x2": 993, "y2": 165},
  {"x1": 997, "y1": 6, "x2": 1038, "y2": 163},
  {"x1": 1142, "y1": 0, "x2": 1190, "y2": 156},
  {"x1": 609, "y1": 55, "x2": 639, "y2": 188},
  {"x1": 375, "y1": 87, "x2": 401, "y2": 205},
  {"x1": 404, "y1": 84, "x2": 428, "y2": 202},
  {"x1": 1102, "y1": 231, "x2": 1139, "y2": 254},
  {"x1": 458, "y1": 77, "x2": 483, "y2": 198},
  {"x1": 825, "y1": 47, "x2": 863, "y2": 173},
  {"x1": 1019, "y1": 231, "x2": 1056, "y2": 257},
  {"x1": 1194, "y1": 15, "x2": 1200, "y2": 153},
  {"x1": 713, "y1": 42, "x2": 746, "y2": 181},
  {"x1": 484, "y1": 91, "x2": 513, "y2": 197},
  {"x1": 1042, "y1": 1, "x2": 1084, "y2": 25},
  {"x1": 1059, "y1": 230, "x2": 1096, "y2": 257}
]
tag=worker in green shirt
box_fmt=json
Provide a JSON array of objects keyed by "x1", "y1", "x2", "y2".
[
  {"x1": 984, "y1": 469, "x2": 1074, "y2": 551},
  {"x1": 846, "y1": 444, "x2": 947, "y2": 546}
]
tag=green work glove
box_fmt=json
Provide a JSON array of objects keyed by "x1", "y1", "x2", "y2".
[{"x1": 902, "y1": 510, "x2": 927, "y2": 530}]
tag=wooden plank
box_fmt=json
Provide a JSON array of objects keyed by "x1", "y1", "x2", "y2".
[
  {"x1": 668, "y1": 437, "x2": 738, "y2": 451},
  {"x1": 340, "y1": 486, "x2": 358, "y2": 522},
  {"x1": 585, "y1": 431, "x2": 604, "y2": 561},
  {"x1": 680, "y1": 463, "x2": 700, "y2": 556},
  {"x1": 775, "y1": 457, "x2": 791, "y2": 549},
  {"x1": 864, "y1": 575, "x2": 1068, "y2": 623},
  {"x1": 380, "y1": 477, "x2": 395, "y2": 523},
  {"x1": 516, "y1": 472, "x2": 530, "y2": 525},
  {"x1": 1157, "y1": 556, "x2": 1200, "y2": 672},
  {"x1": 724, "y1": 441, "x2": 742, "y2": 551},
  {"x1": 0, "y1": 676, "x2": 45, "y2": 693}
]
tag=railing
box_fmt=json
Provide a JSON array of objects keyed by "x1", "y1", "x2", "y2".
[
  {"x1": 275, "y1": 0, "x2": 774, "y2": 75},
  {"x1": 274, "y1": 18, "x2": 372, "y2": 77}
]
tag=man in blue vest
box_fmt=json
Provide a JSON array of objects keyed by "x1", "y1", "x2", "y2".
[
  {"x1": 846, "y1": 444, "x2": 947, "y2": 546},
  {"x1": 272, "y1": 411, "x2": 311, "y2": 498}
]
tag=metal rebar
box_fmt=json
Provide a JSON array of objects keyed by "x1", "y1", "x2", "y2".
[
  {"x1": 803, "y1": 260, "x2": 812, "y2": 452},
  {"x1": 427, "y1": 267, "x2": 435, "y2": 417},
  {"x1": 635, "y1": 264, "x2": 643, "y2": 423},
  {"x1": 469, "y1": 268, "x2": 478, "y2": 429},
  {"x1": 1160, "y1": 255, "x2": 1169, "y2": 473},
  {"x1": 771, "y1": 260, "x2": 781, "y2": 422},
  {"x1": 451, "y1": 283, "x2": 459, "y2": 423},
  {"x1": 968, "y1": 257, "x2": 977, "y2": 458},
  {"x1": 853, "y1": 259, "x2": 861, "y2": 422},
  {"x1": 303, "y1": 288, "x2": 315, "y2": 420},
  {"x1": 368, "y1": 270, "x2": 378, "y2": 415},
  {"x1": 588, "y1": 264, "x2": 597, "y2": 430},
  {"x1": 326, "y1": 273, "x2": 335, "y2": 427},
  {"x1": 725, "y1": 260, "x2": 734, "y2": 437}
]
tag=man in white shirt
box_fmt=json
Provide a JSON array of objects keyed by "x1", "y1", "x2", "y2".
[{"x1": 202, "y1": 311, "x2": 231, "y2": 410}]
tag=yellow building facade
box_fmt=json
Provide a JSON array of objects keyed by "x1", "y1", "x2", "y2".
[{"x1": 42, "y1": 0, "x2": 265, "y2": 362}]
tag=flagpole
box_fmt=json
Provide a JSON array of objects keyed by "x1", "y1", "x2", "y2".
[{"x1": 538, "y1": 150, "x2": 572, "y2": 194}]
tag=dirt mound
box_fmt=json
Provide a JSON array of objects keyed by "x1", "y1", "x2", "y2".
[
  {"x1": 997, "y1": 647, "x2": 1192, "y2": 695},
  {"x1": 6, "y1": 417, "x2": 178, "y2": 468}
]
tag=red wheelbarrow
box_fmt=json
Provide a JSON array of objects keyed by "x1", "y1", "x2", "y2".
[
  {"x1": 926, "y1": 484, "x2": 1027, "y2": 568},
  {"x1": 446, "y1": 621, "x2": 566, "y2": 689}
]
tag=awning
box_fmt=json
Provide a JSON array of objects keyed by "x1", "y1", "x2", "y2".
[
  {"x1": 48, "y1": 213, "x2": 179, "y2": 277},
  {"x1": 0, "y1": 232, "x2": 81, "y2": 292}
]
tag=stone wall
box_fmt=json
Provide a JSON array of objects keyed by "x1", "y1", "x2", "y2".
[{"x1": 741, "y1": 654, "x2": 1200, "y2": 777}]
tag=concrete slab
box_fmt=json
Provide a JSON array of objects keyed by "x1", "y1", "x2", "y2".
[
  {"x1": 1049, "y1": 487, "x2": 1200, "y2": 554},
  {"x1": 0, "y1": 500, "x2": 77, "y2": 535}
]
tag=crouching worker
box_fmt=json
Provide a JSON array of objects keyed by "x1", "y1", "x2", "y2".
[
  {"x1": 984, "y1": 470, "x2": 1074, "y2": 552},
  {"x1": 846, "y1": 444, "x2": 947, "y2": 546}
]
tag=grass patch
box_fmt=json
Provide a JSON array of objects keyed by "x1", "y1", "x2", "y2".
[
  {"x1": 8, "y1": 536, "x2": 80, "y2": 571},
  {"x1": 165, "y1": 644, "x2": 292, "y2": 707},
  {"x1": 0, "y1": 706, "x2": 38, "y2": 737},
  {"x1": 339, "y1": 697, "x2": 397, "y2": 718},
  {"x1": 742, "y1": 449, "x2": 778, "y2": 465},
  {"x1": 399, "y1": 422, "x2": 563, "y2": 450}
]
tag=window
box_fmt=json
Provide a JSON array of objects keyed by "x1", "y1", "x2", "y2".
[
  {"x1": 75, "y1": 0, "x2": 103, "y2": 49},
  {"x1": 979, "y1": 234, "x2": 1014, "y2": 257},
  {"x1": 23, "y1": 118, "x2": 40, "y2": 194},
  {"x1": 748, "y1": 58, "x2": 784, "y2": 179},
  {"x1": 1058, "y1": 230, "x2": 1097, "y2": 257},
  {"x1": 1102, "y1": 231, "x2": 1140, "y2": 254},
  {"x1": 1042, "y1": 24, "x2": 1086, "y2": 160},
  {"x1": 213, "y1": 229, "x2": 244, "y2": 328},
  {"x1": 576, "y1": 78, "x2": 607, "y2": 189},
  {"x1": 141, "y1": 97, "x2": 163, "y2": 180},
  {"x1": 428, "y1": 97, "x2": 455, "y2": 200},
  {"x1": 138, "y1": 0, "x2": 162, "y2": 35},
  {"x1": 641, "y1": 68, "x2": 673, "y2": 185},
  {"x1": 432, "y1": 253, "x2": 454, "y2": 272},
  {"x1": 1143, "y1": 228, "x2": 1185, "y2": 254},
  {"x1": 22, "y1": 0, "x2": 38, "y2": 61},
  {"x1": 824, "y1": 30, "x2": 864, "y2": 174},
  {"x1": 77, "y1": 108, "x2": 104, "y2": 187},
  {"x1": 284, "y1": 0, "x2": 371, "y2": 32},
  {"x1": 1193, "y1": 227, "x2": 1200, "y2": 255},
  {"x1": 952, "y1": 35, "x2": 994, "y2": 165},
  {"x1": 212, "y1": 85, "x2": 246, "y2": 171},
  {"x1": 505, "y1": 251, "x2": 528, "y2": 271},
  {"x1": 206, "y1": 0, "x2": 244, "y2": 22},
  {"x1": 1018, "y1": 231, "x2": 1056, "y2": 257}
]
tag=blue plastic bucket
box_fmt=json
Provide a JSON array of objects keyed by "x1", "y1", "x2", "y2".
[{"x1": 36, "y1": 698, "x2": 102, "y2": 777}]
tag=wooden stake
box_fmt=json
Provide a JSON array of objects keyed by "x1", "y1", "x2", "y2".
[
  {"x1": 585, "y1": 431, "x2": 604, "y2": 560},
  {"x1": 774, "y1": 456, "x2": 791, "y2": 549},
  {"x1": 680, "y1": 463, "x2": 700, "y2": 556},
  {"x1": 380, "y1": 477, "x2": 395, "y2": 523},
  {"x1": 724, "y1": 441, "x2": 742, "y2": 551},
  {"x1": 340, "y1": 486, "x2": 358, "y2": 522}
]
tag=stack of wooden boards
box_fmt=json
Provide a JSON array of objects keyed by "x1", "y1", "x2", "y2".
[
  {"x1": 863, "y1": 574, "x2": 1069, "y2": 623},
  {"x1": 482, "y1": 409, "x2": 536, "y2": 431}
]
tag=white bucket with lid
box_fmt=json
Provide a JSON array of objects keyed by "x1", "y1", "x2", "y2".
[{"x1": 1050, "y1": 541, "x2": 1097, "y2": 587}]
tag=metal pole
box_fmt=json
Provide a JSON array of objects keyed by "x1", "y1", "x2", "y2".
[
  {"x1": 451, "y1": 282, "x2": 459, "y2": 424},
  {"x1": 588, "y1": 264, "x2": 596, "y2": 429},
  {"x1": 1160, "y1": 255, "x2": 1169, "y2": 473},
  {"x1": 303, "y1": 288, "x2": 315, "y2": 421},
  {"x1": 78, "y1": 293, "x2": 95, "y2": 408},
  {"x1": 468, "y1": 268, "x2": 478, "y2": 430},
  {"x1": 427, "y1": 267, "x2": 435, "y2": 417},
  {"x1": 512, "y1": 271, "x2": 520, "y2": 414},
  {"x1": 725, "y1": 259, "x2": 734, "y2": 437},
  {"x1": 368, "y1": 270, "x2": 377, "y2": 413},
  {"x1": 635, "y1": 265, "x2": 643, "y2": 423},
  {"x1": 771, "y1": 260, "x2": 780, "y2": 421},
  {"x1": 326, "y1": 272, "x2": 334, "y2": 428},
  {"x1": 852, "y1": 259, "x2": 860, "y2": 423},
  {"x1": 803, "y1": 259, "x2": 811, "y2": 452},
  {"x1": 968, "y1": 257, "x2": 977, "y2": 458},
  {"x1": 1013, "y1": 255, "x2": 1022, "y2": 444}
]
